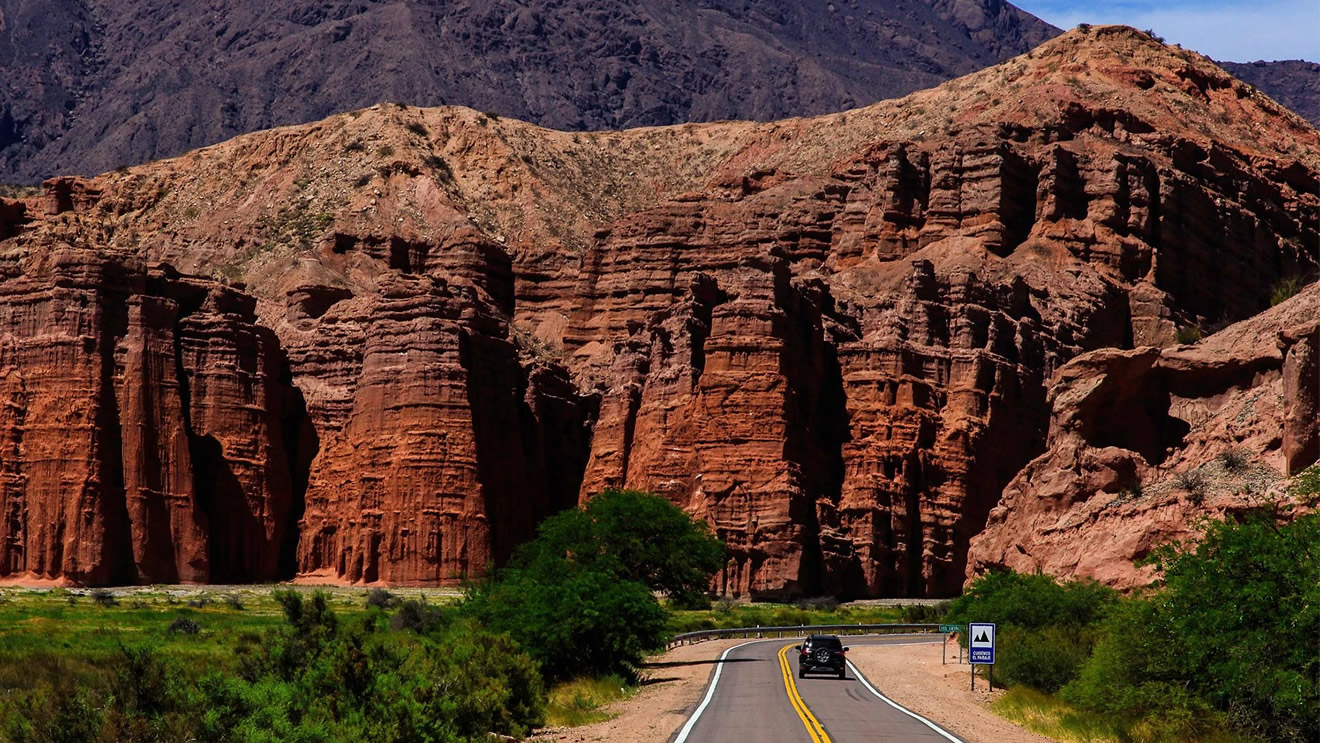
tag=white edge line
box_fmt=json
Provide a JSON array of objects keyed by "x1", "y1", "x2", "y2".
[
  {"x1": 846, "y1": 659, "x2": 967, "y2": 743},
  {"x1": 671, "y1": 639, "x2": 761, "y2": 743}
]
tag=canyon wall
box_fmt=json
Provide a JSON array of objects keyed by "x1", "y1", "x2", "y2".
[
  {"x1": 968, "y1": 284, "x2": 1320, "y2": 588},
  {"x1": 0, "y1": 249, "x2": 299, "y2": 584},
  {"x1": 556, "y1": 125, "x2": 1317, "y2": 596},
  {"x1": 0, "y1": 27, "x2": 1316, "y2": 594}
]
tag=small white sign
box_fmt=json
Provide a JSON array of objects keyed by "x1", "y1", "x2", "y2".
[{"x1": 969, "y1": 622, "x2": 996, "y2": 664}]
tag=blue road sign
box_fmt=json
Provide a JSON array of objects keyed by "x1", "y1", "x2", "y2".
[{"x1": 968, "y1": 622, "x2": 996, "y2": 664}]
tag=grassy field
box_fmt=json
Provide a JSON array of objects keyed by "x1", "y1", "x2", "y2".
[
  {"x1": 0, "y1": 588, "x2": 942, "y2": 731},
  {"x1": 0, "y1": 589, "x2": 930, "y2": 678},
  {"x1": 0, "y1": 586, "x2": 459, "y2": 679}
]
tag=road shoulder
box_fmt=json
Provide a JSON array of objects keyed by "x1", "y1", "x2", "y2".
[
  {"x1": 532, "y1": 639, "x2": 747, "y2": 743},
  {"x1": 847, "y1": 638, "x2": 1061, "y2": 743}
]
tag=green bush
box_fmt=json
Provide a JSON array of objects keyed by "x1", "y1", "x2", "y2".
[
  {"x1": 167, "y1": 616, "x2": 201, "y2": 635},
  {"x1": 1175, "y1": 324, "x2": 1204, "y2": 345},
  {"x1": 364, "y1": 587, "x2": 399, "y2": 610},
  {"x1": 898, "y1": 602, "x2": 948, "y2": 623},
  {"x1": 945, "y1": 570, "x2": 1117, "y2": 632},
  {"x1": 1066, "y1": 514, "x2": 1319, "y2": 742},
  {"x1": 1061, "y1": 598, "x2": 1224, "y2": 739},
  {"x1": 3, "y1": 679, "x2": 104, "y2": 743},
  {"x1": 944, "y1": 571, "x2": 1116, "y2": 694},
  {"x1": 466, "y1": 489, "x2": 722, "y2": 681},
  {"x1": 1149, "y1": 513, "x2": 1318, "y2": 741},
  {"x1": 467, "y1": 564, "x2": 667, "y2": 682},
  {"x1": 3, "y1": 591, "x2": 547, "y2": 743},
  {"x1": 996, "y1": 625, "x2": 1096, "y2": 693},
  {"x1": 1271, "y1": 275, "x2": 1304, "y2": 306},
  {"x1": 389, "y1": 598, "x2": 449, "y2": 634}
]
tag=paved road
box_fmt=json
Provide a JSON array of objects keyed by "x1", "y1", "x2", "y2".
[{"x1": 670, "y1": 635, "x2": 962, "y2": 743}]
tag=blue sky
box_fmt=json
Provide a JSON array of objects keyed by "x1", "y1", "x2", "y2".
[{"x1": 1012, "y1": 0, "x2": 1319, "y2": 62}]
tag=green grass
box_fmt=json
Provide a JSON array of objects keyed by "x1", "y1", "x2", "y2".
[
  {"x1": 992, "y1": 687, "x2": 1255, "y2": 743},
  {"x1": 545, "y1": 674, "x2": 635, "y2": 727},
  {"x1": 667, "y1": 602, "x2": 911, "y2": 634},
  {"x1": 1271, "y1": 275, "x2": 1304, "y2": 307},
  {"x1": 0, "y1": 587, "x2": 458, "y2": 688}
]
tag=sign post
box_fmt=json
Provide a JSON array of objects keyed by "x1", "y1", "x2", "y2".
[
  {"x1": 938, "y1": 624, "x2": 962, "y2": 665},
  {"x1": 968, "y1": 622, "x2": 996, "y2": 691}
]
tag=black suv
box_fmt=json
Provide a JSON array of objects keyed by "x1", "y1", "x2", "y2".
[{"x1": 796, "y1": 635, "x2": 848, "y2": 679}]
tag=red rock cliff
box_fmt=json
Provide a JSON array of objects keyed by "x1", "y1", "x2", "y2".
[
  {"x1": 0, "y1": 26, "x2": 1316, "y2": 594},
  {"x1": 0, "y1": 249, "x2": 299, "y2": 584},
  {"x1": 967, "y1": 283, "x2": 1320, "y2": 588}
]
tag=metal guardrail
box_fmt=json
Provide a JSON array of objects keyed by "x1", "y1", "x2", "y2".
[{"x1": 666, "y1": 623, "x2": 942, "y2": 648}]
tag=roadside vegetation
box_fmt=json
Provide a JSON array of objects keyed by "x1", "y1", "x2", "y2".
[
  {"x1": 668, "y1": 599, "x2": 942, "y2": 634},
  {"x1": 0, "y1": 489, "x2": 725, "y2": 742},
  {"x1": 949, "y1": 512, "x2": 1318, "y2": 743},
  {"x1": 543, "y1": 675, "x2": 636, "y2": 727}
]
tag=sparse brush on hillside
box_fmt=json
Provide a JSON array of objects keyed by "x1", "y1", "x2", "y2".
[{"x1": 1271, "y1": 275, "x2": 1304, "y2": 306}]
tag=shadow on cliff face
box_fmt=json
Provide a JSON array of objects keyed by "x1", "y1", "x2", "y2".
[
  {"x1": 191, "y1": 434, "x2": 260, "y2": 583},
  {"x1": 462, "y1": 327, "x2": 600, "y2": 569},
  {"x1": 279, "y1": 382, "x2": 317, "y2": 581}
]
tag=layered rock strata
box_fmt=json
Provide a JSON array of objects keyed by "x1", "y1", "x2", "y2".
[
  {"x1": 0, "y1": 249, "x2": 299, "y2": 584},
  {"x1": 967, "y1": 284, "x2": 1320, "y2": 588},
  {"x1": 291, "y1": 272, "x2": 595, "y2": 585},
  {"x1": 0, "y1": 27, "x2": 1316, "y2": 594},
  {"x1": 559, "y1": 117, "x2": 1316, "y2": 595}
]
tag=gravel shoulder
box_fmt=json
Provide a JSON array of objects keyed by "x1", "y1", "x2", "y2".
[
  {"x1": 848, "y1": 637, "x2": 1061, "y2": 743},
  {"x1": 532, "y1": 639, "x2": 747, "y2": 743}
]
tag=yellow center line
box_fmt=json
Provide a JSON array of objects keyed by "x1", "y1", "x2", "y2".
[{"x1": 777, "y1": 643, "x2": 833, "y2": 743}]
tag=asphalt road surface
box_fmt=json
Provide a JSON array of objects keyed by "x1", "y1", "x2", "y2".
[{"x1": 670, "y1": 635, "x2": 963, "y2": 743}]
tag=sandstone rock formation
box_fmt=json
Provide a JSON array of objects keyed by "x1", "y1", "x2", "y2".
[
  {"x1": 0, "y1": 26, "x2": 1315, "y2": 594},
  {"x1": 291, "y1": 270, "x2": 594, "y2": 586},
  {"x1": 968, "y1": 283, "x2": 1320, "y2": 588},
  {"x1": 0, "y1": 249, "x2": 299, "y2": 584}
]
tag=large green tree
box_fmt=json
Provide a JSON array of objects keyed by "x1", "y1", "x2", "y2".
[
  {"x1": 516, "y1": 488, "x2": 726, "y2": 605},
  {"x1": 466, "y1": 489, "x2": 725, "y2": 680}
]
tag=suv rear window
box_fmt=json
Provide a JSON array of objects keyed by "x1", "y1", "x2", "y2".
[{"x1": 809, "y1": 637, "x2": 842, "y2": 649}]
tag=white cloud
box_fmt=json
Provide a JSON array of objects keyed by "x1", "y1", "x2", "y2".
[{"x1": 1014, "y1": 0, "x2": 1320, "y2": 62}]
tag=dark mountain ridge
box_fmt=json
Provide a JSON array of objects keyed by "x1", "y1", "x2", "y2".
[{"x1": 0, "y1": 0, "x2": 1057, "y2": 180}]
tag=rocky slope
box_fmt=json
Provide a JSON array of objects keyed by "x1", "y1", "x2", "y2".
[
  {"x1": 968, "y1": 283, "x2": 1320, "y2": 588},
  {"x1": 0, "y1": 0, "x2": 1056, "y2": 181},
  {"x1": 1220, "y1": 60, "x2": 1320, "y2": 129},
  {"x1": 0, "y1": 26, "x2": 1316, "y2": 594}
]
